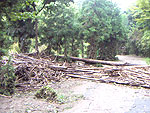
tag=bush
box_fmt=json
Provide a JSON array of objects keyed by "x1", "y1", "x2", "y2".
[
  {"x1": 144, "y1": 57, "x2": 150, "y2": 65},
  {"x1": 136, "y1": 30, "x2": 150, "y2": 57},
  {"x1": 0, "y1": 57, "x2": 16, "y2": 96},
  {"x1": 35, "y1": 86, "x2": 57, "y2": 102}
]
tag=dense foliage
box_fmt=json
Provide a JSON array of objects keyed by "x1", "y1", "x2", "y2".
[
  {"x1": 126, "y1": 0, "x2": 150, "y2": 57},
  {"x1": 0, "y1": 0, "x2": 19, "y2": 96},
  {"x1": 0, "y1": 58, "x2": 16, "y2": 96},
  {"x1": 39, "y1": 0, "x2": 127, "y2": 60},
  {"x1": 0, "y1": 0, "x2": 19, "y2": 58},
  {"x1": 39, "y1": 2, "x2": 79, "y2": 56},
  {"x1": 79, "y1": 0, "x2": 127, "y2": 60},
  {"x1": 0, "y1": 0, "x2": 127, "y2": 59}
]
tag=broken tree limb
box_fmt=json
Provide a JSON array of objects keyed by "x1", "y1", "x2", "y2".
[
  {"x1": 66, "y1": 74, "x2": 106, "y2": 82},
  {"x1": 65, "y1": 74, "x2": 150, "y2": 89},
  {"x1": 65, "y1": 74, "x2": 131, "y2": 85},
  {"x1": 64, "y1": 69, "x2": 102, "y2": 73},
  {"x1": 55, "y1": 55, "x2": 138, "y2": 66},
  {"x1": 125, "y1": 68, "x2": 150, "y2": 75},
  {"x1": 0, "y1": 94, "x2": 12, "y2": 98},
  {"x1": 4, "y1": 53, "x2": 149, "y2": 90},
  {"x1": 48, "y1": 65, "x2": 67, "y2": 71}
]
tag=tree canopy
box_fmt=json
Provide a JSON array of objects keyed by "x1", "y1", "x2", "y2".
[
  {"x1": 126, "y1": 0, "x2": 150, "y2": 57},
  {"x1": 0, "y1": 0, "x2": 129, "y2": 60},
  {"x1": 79, "y1": 0, "x2": 127, "y2": 60}
]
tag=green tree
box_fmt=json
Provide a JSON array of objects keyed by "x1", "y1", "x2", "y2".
[
  {"x1": 136, "y1": 30, "x2": 150, "y2": 56},
  {"x1": 128, "y1": 0, "x2": 150, "y2": 57},
  {"x1": 39, "y1": 2, "x2": 80, "y2": 57},
  {"x1": 0, "y1": 0, "x2": 21, "y2": 95},
  {"x1": 0, "y1": 0, "x2": 20, "y2": 59},
  {"x1": 80, "y1": 0, "x2": 127, "y2": 60},
  {"x1": 133, "y1": 0, "x2": 150, "y2": 31},
  {"x1": 6, "y1": 0, "x2": 74, "y2": 54}
]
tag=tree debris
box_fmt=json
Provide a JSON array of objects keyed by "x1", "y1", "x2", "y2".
[
  {"x1": 55, "y1": 55, "x2": 139, "y2": 66},
  {"x1": 1, "y1": 53, "x2": 150, "y2": 91}
]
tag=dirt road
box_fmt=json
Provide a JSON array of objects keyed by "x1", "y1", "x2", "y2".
[
  {"x1": 62, "y1": 55, "x2": 150, "y2": 113},
  {"x1": 117, "y1": 55, "x2": 148, "y2": 65}
]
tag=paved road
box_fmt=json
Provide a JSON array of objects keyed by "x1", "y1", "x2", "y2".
[
  {"x1": 117, "y1": 55, "x2": 148, "y2": 65},
  {"x1": 63, "y1": 82, "x2": 150, "y2": 113},
  {"x1": 63, "y1": 55, "x2": 150, "y2": 113}
]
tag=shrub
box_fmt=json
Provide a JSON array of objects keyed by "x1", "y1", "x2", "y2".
[
  {"x1": 0, "y1": 57, "x2": 16, "y2": 96},
  {"x1": 35, "y1": 86, "x2": 57, "y2": 102}
]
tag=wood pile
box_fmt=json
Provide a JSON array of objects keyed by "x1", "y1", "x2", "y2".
[
  {"x1": 65, "y1": 66, "x2": 150, "y2": 89},
  {"x1": 2, "y1": 54, "x2": 150, "y2": 91},
  {"x1": 11, "y1": 54, "x2": 67, "y2": 91}
]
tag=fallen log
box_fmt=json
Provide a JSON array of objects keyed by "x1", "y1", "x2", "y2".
[
  {"x1": 0, "y1": 94, "x2": 12, "y2": 98},
  {"x1": 66, "y1": 74, "x2": 132, "y2": 85},
  {"x1": 125, "y1": 68, "x2": 150, "y2": 75},
  {"x1": 65, "y1": 74, "x2": 150, "y2": 89},
  {"x1": 64, "y1": 69, "x2": 102, "y2": 73},
  {"x1": 48, "y1": 65, "x2": 67, "y2": 71},
  {"x1": 66, "y1": 74, "x2": 106, "y2": 82},
  {"x1": 7, "y1": 53, "x2": 150, "y2": 90},
  {"x1": 55, "y1": 55, "x2": 138, "y2": 66}
]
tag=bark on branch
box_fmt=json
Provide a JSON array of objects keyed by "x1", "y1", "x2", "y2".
[{"x1": 55, "y1": 55, "x2": 138, "y2": 66}]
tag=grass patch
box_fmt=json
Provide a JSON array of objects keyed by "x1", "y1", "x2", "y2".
[
  {"x1": 35, "y1": 86, "x2": 68, "y2": 104},
  {"x1": 35, "y1": 86, "x2": 57, "y2": 102},
  {"x1": 144, "y1": 57, "x2": 150, "y2": 65},
  {"x1": 57, "y1": 94, "x2": 66, "y2": 104}
]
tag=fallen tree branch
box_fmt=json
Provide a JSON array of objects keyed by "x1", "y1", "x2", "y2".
[
  {"x1": 55, "y1": 55, "x2": 138, "y2": 66},
  {"x1": 125, "y1": 68, "x2": 150, "y2": 75},
  {"x1": 3, "y1": 53, "x2": 149, "y2": 91},
  {"x1": 65, "y1": 74, "x2": 150, "y2": 89},
  {"x1": 0, "y1": 94, "x2": 12, "y2": 98}
]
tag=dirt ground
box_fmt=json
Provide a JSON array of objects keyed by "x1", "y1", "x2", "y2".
[
  {"x1": 0, "y1": 55, "x2": 150, "y2": 113},
  {"x1": 0, "y1": 79, "x2": 85, "y2": 113}
]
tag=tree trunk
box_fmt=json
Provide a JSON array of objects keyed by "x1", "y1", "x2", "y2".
[
  {"x1": 64, "y1": 36, "x2": 67, "y2": 57},
  {"x1": 19, "y1": 36, "x2": 30, "y2": 53},
  {"x1": 71, "y1": 37, "x2": 78, "y2": 57},
  {"x1": 71, "y1": 37, "x2": 75, "y2": 56},
  {"x1": 35, "y1": 18, "x2": 39, "y2": 55},
  {"x1": 45, "y1": 44, "x2": 52, "y2": 55},
  {"x1": 81, "y1": 40, "x2": 84, "y2": 58},
  {"x1": 87, "y1": 36, "x2": 97, "y2": 59},
  {"x1": 55, "y1": 55, "x2": 137, "y2": 66},
  {"x1": 98, "y1": 38, "x2": 117, "y2": 61}
]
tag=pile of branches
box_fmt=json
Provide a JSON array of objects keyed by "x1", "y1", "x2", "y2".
[
  {"x1": 2, "y1": 53, "x2": 150, "y2": 91},
  {"x1": 12, "y1": 54, "x2": 68, "y2": 91},
  {"x1": 65, "y1": 65, "x2": 150, "y2": 89}
]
